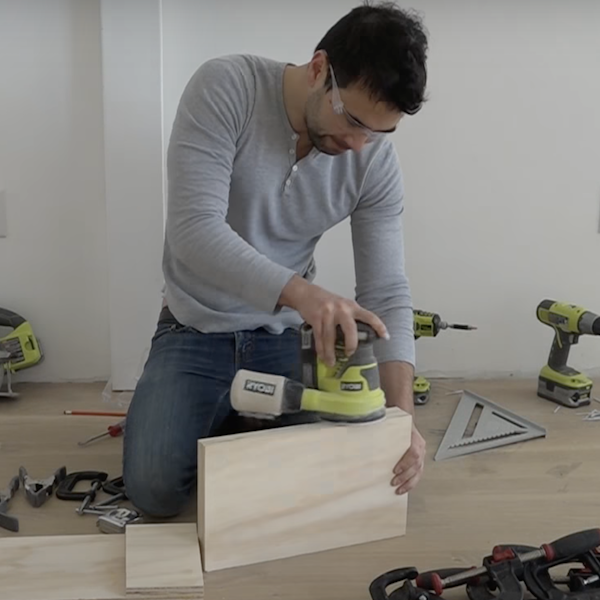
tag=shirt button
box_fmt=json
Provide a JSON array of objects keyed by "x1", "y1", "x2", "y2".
[
  {"x1": 289, "y1": 149, "x2": 295, "y2": 155},
  {"x1": 291, "y1": 134, "x2": 298, "y2": 140},
  {"x1": 292, "y1": 165, "x2": 298, "y2": 172},
  {"x1": 285, "y1": 179, "x2": 291, "y2": 186}
]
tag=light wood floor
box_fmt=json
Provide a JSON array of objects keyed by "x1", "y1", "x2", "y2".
[{"x1": 1, "y1": 377, "x2": 599, "y2": 600}]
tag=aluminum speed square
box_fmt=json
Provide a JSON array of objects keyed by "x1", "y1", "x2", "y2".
[{"x1": 434, "y1": 390, "x2": 547, "y2": 461}]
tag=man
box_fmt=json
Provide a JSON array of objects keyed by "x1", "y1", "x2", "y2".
[{"x1": 123, "y1": 1, "x2": 429, "y2": 518}]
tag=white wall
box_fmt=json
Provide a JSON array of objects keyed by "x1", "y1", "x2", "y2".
[
  {"x1": 161, "y1": 0, "x2": 600, "y2": 379},
  {"x1": 101, "y1": 0, "x2": 166, "y2": 391},
  {"x1": 0, "y1": 0, "x2": 110, "y2": 382},
  {"x1": 2, "y1": 1, "x2": 598, "y2": 385}
]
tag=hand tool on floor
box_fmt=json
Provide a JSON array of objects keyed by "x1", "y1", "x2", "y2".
[
  {"x1": 522, "y1": 543, "x2": 600, "y2": 600},
  {"x1": 536, "y1": 300, "x2": 600, "y2": 408},
  {"x1": 417, "y1": 529, "x2": 600, "y2": 595},
  {"x1": 64, "y1": 410, "x2": 128, "y2": 417},
  {"x1": 19, "y1": 465, "x2": 67, "y2": 508},
  {"x1": 413, "y1": 309, "x2": 477, "y2": 405},
  {"x1": 77, "y1": 418, "x2": 126, "y2": 446},
  {"x1": 0, "y1": 307, "x2": 43, "y2": 398},
  {"x1": 230, "y1": 321, "x2": 387, "y2": 423},
  {"x1": 369, "y1": 529, "x2": 600, "y2": 600},
  {"x1": 564, "y1": 551, "x2": 600, "y2": 592},
  {"x1": 100, "y1": 475, "x2": 126, "y2": 503},
  {"x1": 0, "y1": 475, "x2": 19, "y2": 532},
  {"x1": 90, "y1": 475, "x2": 128, "y2": 510},
  {"x1": 434, "y1": 390, "x2": 546, "y2": 461},
  {"x1": 0, "y1": 347, "x2": 18, "y2": 398},
  {"x1": 55, "y1": 470, "x2": 109, "y2": 515},
  {"x1": 97, "y1": 507, "x2": 142, "y2": 534}
]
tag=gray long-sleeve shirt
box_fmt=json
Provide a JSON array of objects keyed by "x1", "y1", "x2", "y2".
[{"x1": 163, "y1": 54, "x2": 415, "y2": 367}]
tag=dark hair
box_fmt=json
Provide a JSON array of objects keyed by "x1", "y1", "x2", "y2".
[{"x1": 315, "y1": 1, "x2": 429, "y2": 115}]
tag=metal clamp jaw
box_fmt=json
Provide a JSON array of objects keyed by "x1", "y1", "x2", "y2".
[
  {"x1": 0, "y1": 475, "x2": 20, "y2": 532},
  {"x1": 19, "y1": 465, "x2": 67, "y2": 508},
  {"x1": 97, "y1": 507, "x2": 142, "y2": 534}
]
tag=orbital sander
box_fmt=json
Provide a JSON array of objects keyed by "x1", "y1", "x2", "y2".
[{"x1": 230, "y1": 321, "x2": 387, "y2": 424}]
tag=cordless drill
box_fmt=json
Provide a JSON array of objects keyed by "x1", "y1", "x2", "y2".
[
  {"x1": 413, "y1": 310, "x2": 477, "y2": 405},
  {"x1": 536, "y1": 300, "x2": 600, "y2": 408},
  {"x1": 230, "y1": 321, "x2": 387, "y2": 423}
]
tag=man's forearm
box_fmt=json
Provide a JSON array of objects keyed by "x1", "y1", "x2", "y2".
[{"x1": 379, "y1": 360, "x2": 415, "y2": 418}]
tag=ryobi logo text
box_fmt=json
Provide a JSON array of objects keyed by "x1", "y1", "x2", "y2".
[
  {"x1": 244, "y1": 379, "x2": 276, "y2": 396},
  {"x1": 341, "y1": 381, "x2": 364, "y2": 392}
]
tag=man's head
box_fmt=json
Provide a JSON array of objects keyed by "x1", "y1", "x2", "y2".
[{"x1": 303, "y1": 1, "x2": 428, "y2": 155}]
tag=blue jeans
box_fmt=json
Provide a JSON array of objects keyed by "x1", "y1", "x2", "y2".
[{"x1": 122, "y1": 309, "x2": 309, "y2": 518}]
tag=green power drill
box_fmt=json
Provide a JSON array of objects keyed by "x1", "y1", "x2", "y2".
[
  {"x1": 412, "y1": 310, "x2": 477, "y2": 405},
  {"x1": 536, "y1": 299, "x2": 600, "y2": 408}
]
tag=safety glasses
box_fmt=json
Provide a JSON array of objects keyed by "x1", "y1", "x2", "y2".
[{"x1": 328, "y1": 63, "x2": 385, "y2": 142}]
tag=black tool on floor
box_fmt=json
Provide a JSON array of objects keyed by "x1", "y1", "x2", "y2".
[
  {"x1": 416, "y1": 530, "x2": 600, "y2": 596},
  {"x1": 523, "y1": 545, "x2": 600, "y2": 600},
  {"x1": 564, "y1": 550, "x2": 600, "y2": 593},
  {"x1": 566, "y1": 566, "x2": 600, "y2": 593},
  {"x1": 369, "y1": 567, "x2": 450, "y2": 600},
  {"x1": 103, "y1": 475, "x2": 126, "y2": 498},
  {"x1": 370, "y1": 529, "x2": 600, "y2": 600},
  {"x1": 92, "y1": 475, "x2": 127, "y2": 509},
  {"x1": 19, "y1": 465, "x2": 67, "y2": 508},
  {"x1": 56, "y1": 470, "x2": 108, "y2": 514},
  {"x1": 0, "y1": 475, "x2": 20, "y2": 532}
]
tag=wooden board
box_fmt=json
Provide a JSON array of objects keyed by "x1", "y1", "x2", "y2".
[
  {"x1": 0, "y1": 524, "x2": 203, "y2": 600},
  {"x1": 0, "y1": 534, "x2": 125, "y2": 600},
  {"x1": 197, "y1": 406, "x2": 412, "y2": 571},
  {"x1": 125, "y1": 523, "x2": 204, "y2": 599}
]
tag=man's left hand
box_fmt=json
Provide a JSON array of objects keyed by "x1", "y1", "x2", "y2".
[{"x1": 391, "y1": 424, "x2": 426, "y2": 495}]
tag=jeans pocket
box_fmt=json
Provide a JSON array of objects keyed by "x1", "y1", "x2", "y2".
[
  {"x1": 151, "y1": 321, "x2": 195, "y2": 343},
  {"x1": 151, "y1": 322, "x2": 169, "y2": 341}
]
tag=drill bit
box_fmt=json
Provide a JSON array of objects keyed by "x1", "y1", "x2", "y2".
[{"x1": 440, "y1": 321, "x2": 477, "y2": 331}]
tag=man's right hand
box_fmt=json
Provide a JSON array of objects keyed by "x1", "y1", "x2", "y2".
[{"x1": 279, "y1": 275, "x2": 389, "y2": 367}]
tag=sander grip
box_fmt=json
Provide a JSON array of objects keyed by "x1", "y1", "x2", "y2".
[{"x1": 230, "y1": 369, "x2": 304, "y2": 417}]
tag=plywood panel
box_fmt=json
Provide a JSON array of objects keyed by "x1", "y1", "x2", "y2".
[
  {"x1": 0, "y1": 524, "x2": 204, "y2": 600},
  {"x1": 125, "y1": 523, "x2": 204, "y2": 599},
  {"x1": 0, "y1": 534, "x2": 125, "y2": 600},
  {"x1": 197, "y1": 407, "x2": 412, "y2": 571}
]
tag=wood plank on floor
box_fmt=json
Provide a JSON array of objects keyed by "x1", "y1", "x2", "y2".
[
  {"x1": 197, "y1": 406, "x2": 412, "y2": 572},
  {"x1": 125, "y1": 523, "x2": 204, "y2": 599},
  {"x1": 0, "y1": 533, "x2": 125, "y2": 600},
  {"x1": 0, "y1": 523, "x2": 204, "y2": 600}
]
